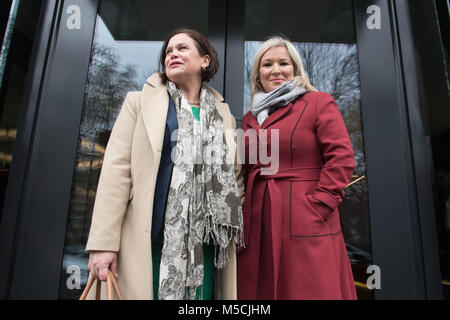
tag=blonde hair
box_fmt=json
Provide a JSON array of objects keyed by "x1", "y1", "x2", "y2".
[{"x1": 251, "y1": 36, "x2": 318, "y2": 98}]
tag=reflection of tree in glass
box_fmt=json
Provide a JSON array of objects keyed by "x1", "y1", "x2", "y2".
[
  {"x1": 244, "y1": 41, "x2": 371, "y2": 254},
  {"x1": 295, "y1": 43, "x2": 364, "y2": 169},
  {"x1": 65, "y1": 43, "x2": 143, "y2": 246},
  {"x1": 80, "y1": 43, "x2": 142, "y2": 144}
]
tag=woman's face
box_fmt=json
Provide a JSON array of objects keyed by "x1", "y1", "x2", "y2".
[
  {"x1": 258, "y1": 46, "x2": 295, "y2": 93},
  {"x1": 164, "y1": 33, "x2": 210, "y2": 85}
]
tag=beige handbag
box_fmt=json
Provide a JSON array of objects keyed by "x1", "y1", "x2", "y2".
[{"x1": 79, "y1": 269, "x2": 123, "y2": 300}]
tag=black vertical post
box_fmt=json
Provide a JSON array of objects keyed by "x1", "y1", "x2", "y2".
[
  {"x1": 224, "y1": 0, "x2": 245, "y2": 121},
  {"x1": 208, "y1": 0, "x2": 227, "y2": 96},
  {"x1": 393, "y1": 0, "x2": 444, "y2": 299},
  {"x1": 0, "y1": 0, "x2": 58, "y2": 299},
  {"x1": 353, "y1": 0, "x2": 427, "y2": 299},
  {"x1": 2, "y1": 0, "x2": 99, "y2": 299}
]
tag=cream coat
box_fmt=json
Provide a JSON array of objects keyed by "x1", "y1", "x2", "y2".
[{"x1": 85, "y1": 73, "x2": 244, "y2": 300}]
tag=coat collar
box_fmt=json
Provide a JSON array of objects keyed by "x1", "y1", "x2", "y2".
[
  {"x1": 141, "y1": 73, "x2": 225, "y2": 155},
  {"x1": 245, "y1": 101, "x2": 298, "y2": 131}
]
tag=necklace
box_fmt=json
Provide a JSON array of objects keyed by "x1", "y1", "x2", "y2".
[{"x1": 188, "y1": 101, "x2": 200, "y2": 105}]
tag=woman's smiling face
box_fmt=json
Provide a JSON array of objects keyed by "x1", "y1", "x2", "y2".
[
  {"x1": 259, "y1": 46, "x2": 295, "y2": 93},
  {"x1": 164, "y1": 33, "x2": 209, "y2": 85}
]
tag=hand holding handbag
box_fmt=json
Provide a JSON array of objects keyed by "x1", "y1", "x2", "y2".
[{"x1": 79, "y1": 269, "x2": 123, "y2": 300}]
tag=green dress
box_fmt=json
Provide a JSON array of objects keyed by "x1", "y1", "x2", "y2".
[{"x1": 152, "y1": 106, "x2": 215, "y2": 300}]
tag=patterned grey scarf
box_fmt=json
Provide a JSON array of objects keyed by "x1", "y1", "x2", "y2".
[
  {"x1": 251, "y1": 79, "x2": 306, "y2": 125},
  {"x1": 158, "y1": 81, "x2": 243, "y2": 300}
]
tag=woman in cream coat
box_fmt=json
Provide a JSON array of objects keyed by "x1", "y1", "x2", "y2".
[{"x1": 85, "y1": 29, "x2": 244, "y2": 300}]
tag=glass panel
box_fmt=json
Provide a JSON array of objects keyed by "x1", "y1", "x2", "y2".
[
  {"x1": 59, "y1": 0, "x2": 209, "y2": 299},
  {"x1": 244, "y1": 0, "x2": 373, "y2": 299},
  {"x1": 0, "y1": 0, "x2": 43, "y2": 221}
]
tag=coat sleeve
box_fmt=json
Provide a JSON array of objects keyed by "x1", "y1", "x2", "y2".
[
  {"x1": 85, "y1": 91, "x2": 140, "y2": 252},
  {"x1": 309, "y1": 92, "x2": 355, "y2": 221}
]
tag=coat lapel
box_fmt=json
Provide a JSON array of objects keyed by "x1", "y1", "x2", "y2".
[
  {"x1": 140, "y1": 73, "x2": 227, "y2": 155},
  {"x1": 141, "y1": 74, "x2": 169, "y2": 155},
  {"x1": 245, "y1": 102, "x2": 295, "y2": 131},
  {"x1": 245, "y1": 114, "x2": 259, "y2": 132},
  {"x1": 261, "y1": 102, "x2": 295, "y2": 129}
]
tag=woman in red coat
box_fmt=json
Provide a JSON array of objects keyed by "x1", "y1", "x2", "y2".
[{"x1": 237, "y1": 36, "x2": 357, "y2": 300}]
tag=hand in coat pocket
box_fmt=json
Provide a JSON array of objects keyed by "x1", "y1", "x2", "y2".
[
  {"x1": 305, "y1": 194, "x2": 333, "y2": 223},
  {"x1": 290, "y1": 182, "x2": 330, "y2": 237}
]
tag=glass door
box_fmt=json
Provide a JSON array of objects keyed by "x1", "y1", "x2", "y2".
[
  {"x1": 241, "y1": 0, "x2": 373, "y2": 300},
  {"x1": 225, "y1": 0, "x2": 443, "y2": 299},
  {"x1": 58, "y1": 0, "x2": 222, "y2": 299}
]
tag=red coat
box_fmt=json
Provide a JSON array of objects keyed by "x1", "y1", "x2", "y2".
[{"x1": 237, "y1": 91, "x2": 357, "y2": 300}]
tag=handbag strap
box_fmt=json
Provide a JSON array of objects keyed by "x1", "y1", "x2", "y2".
[{"x1": 79, "y1": 270, "x2": 123, "y2": 300}]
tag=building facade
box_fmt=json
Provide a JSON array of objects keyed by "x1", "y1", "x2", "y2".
[{"x1": 0, "y1": 0, "x2": 448, "y2": 299}]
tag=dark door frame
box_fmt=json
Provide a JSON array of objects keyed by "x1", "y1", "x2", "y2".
[
  {"x1": 0, "y1": 0, "x2": 61, "y2": 299},
  {"x1": 0, "y1": 0, "x2": 99, "y2": 299},
  {"x1": 0, "y1": 0, "x2": 443, "y2": 299},
  {"x1": 392, "y1": 0, "x2": 443, "y2": 299},
  {"x1": 353, "y1": 0, "x2": 442, "y2": 299}
]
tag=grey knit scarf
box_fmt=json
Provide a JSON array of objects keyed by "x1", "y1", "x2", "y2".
[
  {"x1": 158, "y1": 81, "x2": 243, "y2": 300},
  {"x1": 251, "y1": 80, "x2": 306, "y2": 125}
]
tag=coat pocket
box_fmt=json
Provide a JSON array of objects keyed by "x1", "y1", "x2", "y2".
[
  {"x1": 305, "y1": 194, "x2": 332, "y2": 222},
  {"x1": 290, "y1": 181, "x2": 327, "y2": 237}
]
